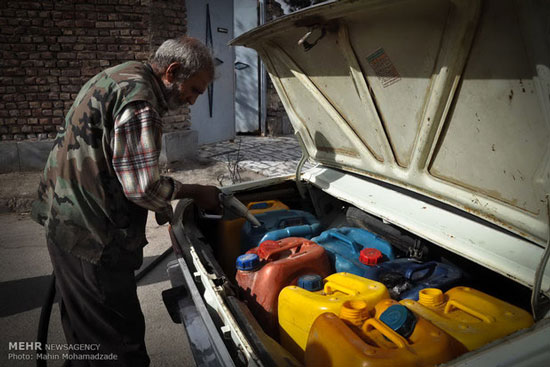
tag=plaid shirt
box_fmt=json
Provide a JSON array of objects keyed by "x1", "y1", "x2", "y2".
[{"x1": 112, "y1": 101, "x2": 182, "y2": 218}]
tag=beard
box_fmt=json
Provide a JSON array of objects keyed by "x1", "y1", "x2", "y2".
[{"x1": 164, "y1": 82, "x2": 186, "y2": 111}]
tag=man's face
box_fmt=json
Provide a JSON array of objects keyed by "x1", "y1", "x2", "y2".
[{"x1": 163, "y1": 66, "x2": 212, "y2": 110}]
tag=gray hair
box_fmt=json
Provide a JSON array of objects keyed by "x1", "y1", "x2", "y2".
[{"x1": 150, "y1": 36, "x2": 214, "y2": 81}]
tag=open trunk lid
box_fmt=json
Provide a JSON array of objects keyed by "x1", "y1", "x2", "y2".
[{"x1": 231, "y1": 0, "x2": 550, "y2": 248}]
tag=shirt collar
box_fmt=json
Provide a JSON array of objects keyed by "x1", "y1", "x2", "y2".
[{"x1": 145, "y1": 63, "x2": 169, "y2": 116}]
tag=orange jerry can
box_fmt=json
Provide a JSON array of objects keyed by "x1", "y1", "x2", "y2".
[
  {"x1": 236, "y1": 237, "x2": 331, "y2": 339},
  {"x1": 305, "y1": 299, "x2": 467, "y2": 367},
  {"x1": 400, "y1": 287, "x2": 534, "y2": 351},
  {"x1": 218, "y1": 200, "x2": 289, "y2": 277}
]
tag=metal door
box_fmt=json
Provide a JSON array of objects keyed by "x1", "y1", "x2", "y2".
[
  {"x1": 234, "y1": 0, "x2": 260, "y2": 133},
  {"x1": 186, "y1": 0, "x2": 235, "y2": 144}
]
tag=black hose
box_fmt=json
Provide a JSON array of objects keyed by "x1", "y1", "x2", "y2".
[
  {"x1": 135, "y1": 247, "x2": 173, "y2": 283},
  {"x1": 36, "y1": 272, "x2": 56, "y2": 367}
]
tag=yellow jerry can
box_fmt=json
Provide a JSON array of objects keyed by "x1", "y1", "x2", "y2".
[
  {"x1": 305, "y1": 299, "x2": 467, "y2": 367},
  {"x1": 278, "y1": 272, "x2": 389, "y2": 362},
  {"x1": 400, "y1": 286, "x2": 534, "y2": 351}
]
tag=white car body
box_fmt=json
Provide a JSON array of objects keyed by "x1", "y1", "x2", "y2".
[{"x1": 164, "y1": 0, "x2": 550, "y2": 366}]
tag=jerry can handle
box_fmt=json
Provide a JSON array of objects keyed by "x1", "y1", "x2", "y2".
[
  {"x1": 259, "y1": 223, "x2": 323, "y2": 244},
  {"x1": 247, "y1": 200, "x2": 277, "y2": 210},
  {"x1": 444, "y1": 299, "x2": 495, "y2": 323},
  {"x1": 361, "y1": 318, "x2": 408, "y2": 349},
  {"x1": 405, "y1": 261, "x2": 437, "y2": 280},
  {"x1": 325, "y1": 231, "x2": 361, "y2": 255},
  {"x1": 323, "y1": 280, "x2": 360, "y2": 296},
  {"x1": 277, "y1": 216, "x2": 306, "y2": 228},
  {"x1": 259, "y1": 238, "x2": 308, "y2": 260}
]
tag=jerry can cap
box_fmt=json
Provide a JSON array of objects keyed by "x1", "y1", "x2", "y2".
[
  {"x1": 359, "y1": 248, "x2": 383, "y2": 265},
  {"x1": 297, "y1": 274, "x2": 324, "y2": 291},
  {"x1": 379, "y1": 304, "x2": 417, "y2": 338},
  {"x1": 418, "y1": 288, "x2": 445, "y2": 307},
  {"x1": 236, "y1": 253, "x2": 260, "y2": 271}
]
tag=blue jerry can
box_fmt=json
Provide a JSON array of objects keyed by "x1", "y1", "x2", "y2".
[
  {"x1": 366, "y1": 259, "x2": 463, "y2": 300},
  {"x1": 312, "y1": 227, "x2": 396, "y2": 275}
]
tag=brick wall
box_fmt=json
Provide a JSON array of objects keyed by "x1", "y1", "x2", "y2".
[{"x1": 0, "y1": 0, "x2": 188, "y2": 142}]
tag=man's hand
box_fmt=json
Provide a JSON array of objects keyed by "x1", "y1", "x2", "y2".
[
  {"x1": 173, "y1": 183, "x2": 222, "y2": 212},
  {"x1": 155, "y1": 205, "x2": 173, "y2": 225},
  {"x1": 192, "y1": 185, "x2": 221, "y2": 212}
]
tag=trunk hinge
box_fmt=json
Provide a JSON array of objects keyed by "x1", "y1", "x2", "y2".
[
  {"x1": 531, "y1": 195, "x2": 550, "y2": 321},
  {"x1": 294, "y1": 131, "x2": 309, "y2": 199}
]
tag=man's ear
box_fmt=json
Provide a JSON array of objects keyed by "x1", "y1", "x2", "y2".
[{"x1": 164, "y1": 62, "x2": 181, "y2": 83}]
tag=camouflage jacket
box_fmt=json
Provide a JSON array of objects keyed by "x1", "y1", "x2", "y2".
[{"x1": 31, "y1": 61, "x2": 169, "y2": 264}]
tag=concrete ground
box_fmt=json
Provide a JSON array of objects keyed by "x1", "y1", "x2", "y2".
[
  {"x1": 0, "y1": 211, "x2": 193, "y2": 367},
  {"x1": 0, "y1": 135, "x2": 301, "y2": 366}
]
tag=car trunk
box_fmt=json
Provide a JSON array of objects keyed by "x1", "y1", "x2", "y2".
[
  {"x1": 166, "y1": 176, "x2": 547, "y2": 366},
  {"x1": 163, "y1": 0, "x2": 550, "y2": 366}
]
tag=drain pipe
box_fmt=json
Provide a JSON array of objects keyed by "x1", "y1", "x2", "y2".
[{"x1": 259, "y1": 0, "x2": 267, "y2": 135}]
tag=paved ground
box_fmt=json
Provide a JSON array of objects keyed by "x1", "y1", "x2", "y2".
[
  {"x1": 0, "y1": 135, "x2": 305, "y2": 366},
  {"x1": 198, "y1": 135, "x2": 314, "y2": 178}
]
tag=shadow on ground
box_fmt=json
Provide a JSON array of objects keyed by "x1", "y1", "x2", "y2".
[
  {"x1": 0, "y1": 254, "x2": 174, "y2": 318},
  {"x1": 0, "y1": 274, "x2": 55, "y2": 317}
]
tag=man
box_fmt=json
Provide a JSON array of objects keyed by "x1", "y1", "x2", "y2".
[{"x1": 31, "y1": 36, "x2": 220, "y2": 366}]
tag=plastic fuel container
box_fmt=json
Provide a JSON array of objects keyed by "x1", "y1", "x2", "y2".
[
  {"x1": 361, "y1": 258, "x2": 463, "y2": 300},
  {"x1": 304, "y1": 299, "x2": 467, "y2": 367},
  {"x1": 218, "y1": 200, "x2": 289, "y2": 277},
  {"x1": 241, "y1": 209, "x2": 321, "y2": 252},
  {"x1": 400, "y1": 287, "x2": 534, "y2": 351},
  {"x1": 236, "y1": 237, "x2": 331, "y2": 338},
  {"x1": 311, "y1": 227, "x2": 396, "y2": 275},
  {"x1": 278, "y1": 272, "x2": 389, "y2": 362}
]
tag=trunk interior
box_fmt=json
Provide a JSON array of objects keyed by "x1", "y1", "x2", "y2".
[{"x1": 175, "y1": 178, "x2": 537, "y2": 366}]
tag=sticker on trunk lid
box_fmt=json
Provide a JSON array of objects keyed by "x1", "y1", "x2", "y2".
[{"x1": 367, "y1": 47, "x2": 401, "y2": 87}]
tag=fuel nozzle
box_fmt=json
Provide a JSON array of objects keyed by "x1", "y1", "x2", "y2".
[
  {"x1": 218, "y1": 192, "x2": 261, "y2": 227},
  {"x1": 199, "y1": 192, "x2": 261, "y2": 226}
]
